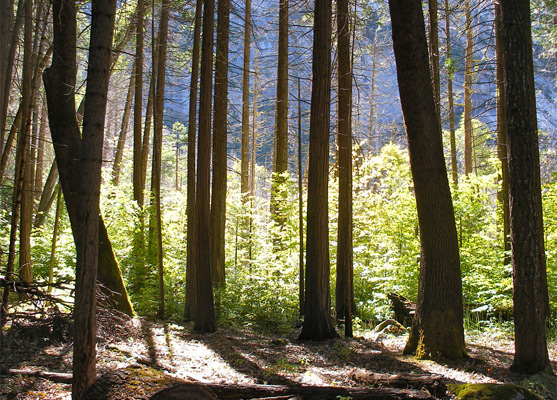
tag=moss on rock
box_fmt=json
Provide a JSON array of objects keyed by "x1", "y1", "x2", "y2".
[{"x1": 448, "y1": 383, "x2": 543, "y2": 400}]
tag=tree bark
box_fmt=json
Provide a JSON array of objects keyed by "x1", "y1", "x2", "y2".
[
  {"x1": 500, "y1": 0, "x2": 551, "y2": 375},
  {"x1": 298, "y1": 0, "x2": 336, "y2": 341},
  {"x1": 444, "y1": 0, "x2": 457, "y2": 186},
  {"x1": 335, "y1": 0, "x2": 353, "y2": 337},
  {"x1": 270, "y1": 0, "x2": 289, "y2": 226},
  {"x1": 463, "y1": 0, "x2": 473, "y2": 176},
  {"x1": 184, "y1": 0, "x2": 202, "y2": 322},
  {"x1": 133, "y1": 0, "x2": 145, "y2": 207},
  {"x1": 428, "y1": 0, "x2": 440, "y2": 126},
  {"x1": 149, "y1": 0, "x2": 170, "y2": 319},
  {"x1": 194, "y1": 0, "x2": 216, "y2": 333},
  {"x1": 211, "y1": 0, "x2": 229, "y2": 287},
  {"x1": 240, "y1": 0, "x2": 251, "y2": 197},
  {"x1": 112, "y1": 65, "x2": 135, "y2": 186},
  {"x1": 494, "y1": 3, "x2": 510, "y2": 266},
  {"x1": 43, "y1": 0, "x2": 117, "y2": 396},
  {"x1": 389, "y1": 0, "x2": 466, "y2": 360}
]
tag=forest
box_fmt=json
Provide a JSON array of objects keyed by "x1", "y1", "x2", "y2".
[{"x1": 0, "y1": 0, "x2": 557, "y2": 398}]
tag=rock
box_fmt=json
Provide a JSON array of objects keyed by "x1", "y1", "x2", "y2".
[{"x1": 448, "y1": 383, "x2": 544, "y2": 400}]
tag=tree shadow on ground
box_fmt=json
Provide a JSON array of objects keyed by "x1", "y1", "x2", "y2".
[{"x1": 175, "y1": 326, "x2": 443, "y2": 388}]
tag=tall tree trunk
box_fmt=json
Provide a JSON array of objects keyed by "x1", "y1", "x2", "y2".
[
  {"x1": 445, "y1": 0, "x2": 457, "y2": 186},
  {"x1": 494, "y1": 3, "x2": 510, "y2": 266},
  {"x1": 0, "y1": 0, "x2": 32, "y2": 323},
  {"x1": 463, "y1": 0, "x2": 473, "y2": 176},
  {"x1": 241, "y1": 0, "x2": 251, "y2": 197},
  {"x1": 270, "y1": 0, "x2": 289, "y2": 226},
  {"x1": 0, "y1": 0, "x2": 22, "y2": 149},
  {"x1": 298, "y1": 0, "x2": 337, "y2": 341},
  {"x1": 185, "y1": 0, "x2": 202, "y2": 321},
  {"x1": 335, "y1": 0, "x2": 353, "y2": 338},
  {"x1": 500, "y1": 0, "x2": 551, "y2": 375},
  {"x1": 211, "y1": 0, "x2": 229, "y2": 287},
  {"x1": 297, "y1": 77, "x2": 304, "y2": 317},
  {"x1": 112, "y1": 64, "x2": 135, "y2": 186},
  {"x1": 43, "y1": 0, "x2": 117, "y2": 396},
  {"x1": 34, "y1": 161, "x2": 58, "y2": 228},
  {"x1": 369, "y1": 31, "x2": 378, "y2": 154},
  {"x1": 133, "y1": 0, "x2": 145, "y2": 206},
  {"x1": 17, "y1": 0, "x2": 34, "y2": 285},
  {"x1": 389, "y1": 0, "x2": 466, "y2": 360},
  {"x1": 428, "y1": 0, "x2": 440, "y2": 125},
  {"x1": 194, "y1": 0, "x2": 216, "y2": 333},
  {"x1": 34, "y1": 101, "x2": 47, "y2": 203},
  {"x1": 47, "y1": 185, "x2": 62, "y2": 292},
  {"x1": 149, "y1": 0, "x2": 170, "y2": 320}
]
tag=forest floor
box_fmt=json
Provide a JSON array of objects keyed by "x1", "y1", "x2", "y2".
[{"x1": 0, "y1": 308, "x2": 556, "y2": 399}]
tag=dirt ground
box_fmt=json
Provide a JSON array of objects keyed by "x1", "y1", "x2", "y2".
[{"x1": 0, "y1": 310, "x2": 556, "y2": 399}]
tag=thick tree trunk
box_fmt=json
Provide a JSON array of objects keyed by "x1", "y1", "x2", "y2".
[
  {"x1": 335, "y1": 0, "x2": 353, "y2": 337},
  {"x1": 43, "y1": 0, "x2": 117, "y2": 397},
  {"x1": 298, "y1": 0, "x2": 336, "y2": 341},
  {"x1": 184, "y1": 0, "x2": 202, "y2": 322},
  {"x1": 500, "y1": 0, "x2": 551, "y2": 375},
  {"x1": 211, "y1": 0, "x2": 229, "y2": 287},
  {"x1": 389, "y1": 0, "x2": 466, "y2": 360},
  {"x1": 194, "y1": 0, "x2": 216, "y2": 333}
]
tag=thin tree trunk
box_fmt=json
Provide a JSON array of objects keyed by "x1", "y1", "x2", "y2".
[
  {"x1": 112, "y1": 65, "x2": 135, "y2": 186},
  {"x1": 464, "y1": 0, "x2": 473, "y2": 176},
  {"x1": 0, "y1": 0, "x2": 23, "y2": 149},
  {"x1": 445, "y1": 0, "x2": 457, "y2": 186},
  {"x1": 369, "y1": 32, "x2": 378, "y2": 155},
  {"x1": 133, "y1": 0, "x2": 145, "y2": 206},
  {"x1": 150, "y1": 0, "x2": 170, "y2": 319},
  {"x1": 297, "y1": 77, "x2": 304, "y2": 317},
  {"x1": 34, "y1": 101, "x2": 47, "y2": 204},
  {"x1": 241, "y1": 0, "x2": 251, "y2": 197},
  {"x1": 428, "y1": 0, "x2": 440, "y2": 125},
  {"x1": 47, "y1": 185, "x2": 62, "y2": 293},
  {"x1": 34, "y1": 160, "x2": 58, "y2": 228},
  {"x1": 194, "y1": 0, "x2": 216, "y2": 333},
  {"x1": 494, "y1": 2, "x2": 510, "y2": 266},
  {"x1": 270, "y1": 0, "x2": 289, "y2": 226},
  {"x1": 185, "y1": 0, "x2": 202, "y2": 322},
  {"x1": 16, "y1": 0, "x2": 34, "y2": 286},
  {"x1": 298, "y1": 0, "x2": 337, "y2": 341}
]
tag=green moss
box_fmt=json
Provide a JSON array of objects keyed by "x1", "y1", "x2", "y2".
[{"x1": 448, "y1": 383, "x2": 544, "y2": 400}]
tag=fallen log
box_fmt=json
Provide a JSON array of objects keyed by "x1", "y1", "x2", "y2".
[
  {"x1": 151, "y1": 382, "x2": 435, "y2": 399},
  {"x1": 350, "y1": 370, "x2": 446, "y2": 397},
  {"x1": 84, "y1": 365, "x2": 440, "y2": 400},
  {"x1": 3, "y1": 368, "x2": 73, "y2": 384},
  {"x1": 388, "y1": 293, "x2": 416, "y2": 327}
]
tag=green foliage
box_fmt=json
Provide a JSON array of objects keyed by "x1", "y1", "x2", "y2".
[{"x1": 351, "y1": 144, "x2": 419, "y2": 323}]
